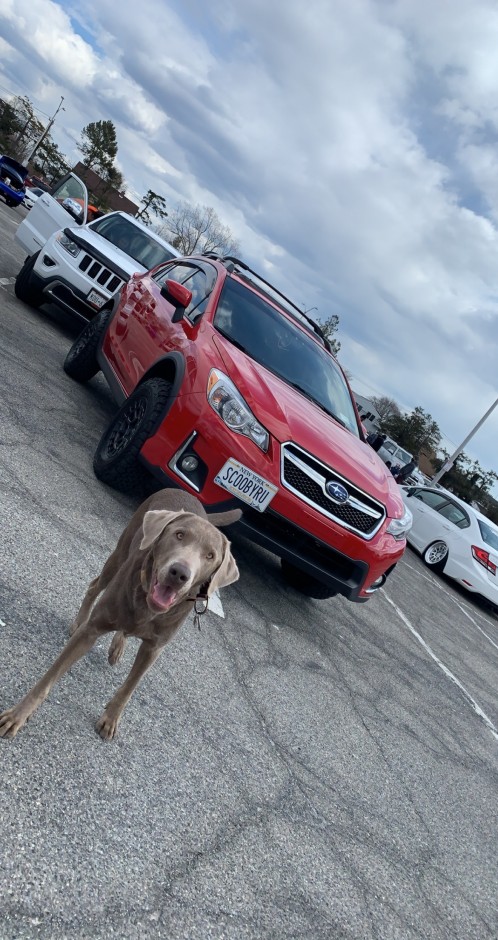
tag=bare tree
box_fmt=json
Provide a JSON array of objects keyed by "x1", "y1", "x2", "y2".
[
  {"x1": 371, "y1": 395, "x2": 401, "y2": 423},
  {"x1": 165, "y1": 201, "x2": 240, "y2": 256}
]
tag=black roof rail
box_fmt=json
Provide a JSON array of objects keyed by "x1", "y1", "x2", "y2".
[{"x1": 219, "y1": 256, "x2": 331, "y2": 351}]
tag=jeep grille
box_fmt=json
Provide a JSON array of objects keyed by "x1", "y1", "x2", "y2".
[
  {"x1": 79, "y1": 254, "x2": 122, "y2": 294},
  {"x1": 281, "y1": 443, "x2": 385, "y2": 539}
]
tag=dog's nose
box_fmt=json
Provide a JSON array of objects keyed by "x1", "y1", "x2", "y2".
[{"x1": 168, "y1": 562, "x2": 191, "y2": 585}]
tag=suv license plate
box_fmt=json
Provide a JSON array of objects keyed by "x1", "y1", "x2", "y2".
[
  {"x1": 87, "y1": 288, "x2": 106, "y2": 309},
  {"x1": 215, "y1": 458, "x2": 277, "y2": 512}
]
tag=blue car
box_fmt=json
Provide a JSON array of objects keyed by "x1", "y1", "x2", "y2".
[{"x1": 0, "y1": 155, "x2": 28, "y2": 207}]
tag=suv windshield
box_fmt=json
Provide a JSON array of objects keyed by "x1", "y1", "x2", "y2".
[
  {"x1": 214, "y1": 278, "x2": 360, "y2": 435},
  {"x1": 91, "y1": 216, "x2": 176, "y2": 269}
]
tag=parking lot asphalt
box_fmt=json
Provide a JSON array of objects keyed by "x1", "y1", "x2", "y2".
[{"x1": 0, "y1": 200, "x2": 497, "y2": 940}]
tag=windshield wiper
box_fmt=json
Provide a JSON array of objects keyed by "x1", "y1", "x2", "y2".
[
  {"x1": 216, "y1": 328, "x2": 249, "y2": 354},
  {"x1": 286, "y1": 382, "x2": 350, "y2": 428}
]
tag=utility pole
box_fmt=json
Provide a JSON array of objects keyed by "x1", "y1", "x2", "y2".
[
  {"x1": 432, "y1": 396, "x2": 498, "y2": 484},
  {"x1": 26, "y1": 96, "x2": 65, "y2": 164}
]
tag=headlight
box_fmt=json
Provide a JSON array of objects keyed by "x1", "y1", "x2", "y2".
[
  {"x1": 207, "y1": 369, "x2": 269, "y2": 452},
  {"x1": 387, "y1": 505, "x2": 413, "y2": 540},
  {"x1": 56, "y1": 232, "x2": 81, "y2": 257}
]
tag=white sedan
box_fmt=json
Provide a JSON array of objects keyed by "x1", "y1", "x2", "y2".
[
  {"x1": 402, "y1": 485, "x2": 498, "y2": 609},
  {"x1": 23, "y1": 186, "x2": 45, "y2": 210}
]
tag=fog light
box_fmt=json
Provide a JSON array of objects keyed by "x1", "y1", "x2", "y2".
[{"x1": 181, "y1": 454, "x2": 199, "y2": 473}]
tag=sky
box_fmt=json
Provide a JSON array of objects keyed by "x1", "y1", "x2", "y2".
[{"x1": 1, "y1": 0, "x2": 497, "y2": 483}]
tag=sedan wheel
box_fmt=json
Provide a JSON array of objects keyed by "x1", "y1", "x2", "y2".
[{"x1": 423, "y1": 540, "x2": 448, "y2": 573}]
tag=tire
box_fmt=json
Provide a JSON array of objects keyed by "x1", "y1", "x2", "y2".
[
  {"x1": 280, "y1": 559, "x2": 337, "y2": 599},
  {"x1": 93, "y1": 377, "x2": 173, "y2": 493},
  {"x1": 423, "y1": 540, "x2": 448, "y2": 573},
  {"x1": 14, "y1": 252, "x2": 42, "y2": 307},
  {"x1": 63, "y1": 308, "x2": 112, "y2": 382}
]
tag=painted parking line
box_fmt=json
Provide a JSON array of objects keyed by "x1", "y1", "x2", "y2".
[
  {"x1": 383, "y1": 590, "x2": 498, "y2": 742},
  {"x1": 451, "y1": 599, "x2": 498, "y2": 652}
]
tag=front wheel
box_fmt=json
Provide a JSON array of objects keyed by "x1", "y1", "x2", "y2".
[
  {"x1": 63, "y1": 308, "x2": 112, "y2": 382},
  {"x1": 93, "y1": 377, "x2": 173, "y2": 493},
  {"x1": 14, "y1": 252, "x2": 42, "y2": 307},
  {"x1": 280, "y1": 559, "x2": 337, "y2": 599},
  {"x1": 423, "y1": 540, "x2": 448, "y2": 573}
]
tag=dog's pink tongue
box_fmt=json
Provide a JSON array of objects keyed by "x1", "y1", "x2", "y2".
[{"x1": 152, "y1": 582, "x2": 178, "y2": 610}]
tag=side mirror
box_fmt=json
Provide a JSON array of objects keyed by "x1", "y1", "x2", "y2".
[
  {"x1": 160, "y1": 279, "x2": 192, "y2": 321},
  {"x1": 62, "y1": 197, "x2": 84, "y2": 222},
  {"x1": 404, "y1": 487, "x2": 416, "y2": 497}
]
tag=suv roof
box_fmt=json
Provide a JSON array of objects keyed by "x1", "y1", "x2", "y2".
[{"x1": 202, "y1": 253, "x2": 331, "y2": 351}]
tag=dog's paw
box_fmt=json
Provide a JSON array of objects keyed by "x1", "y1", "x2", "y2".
[
  {"x1": 108, "y1": 633, "x2": 126, "y2": 666},
  {"x1": 0, "y1": 706, "x2": 30, "y2": 739},
  {"x1": 95, "y1": 712, "x2": 120, "y2": 741}
]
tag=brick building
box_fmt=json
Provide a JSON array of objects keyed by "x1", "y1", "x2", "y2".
[{"x1": 72, "y1": 162, "x2": 138, "y2": 216}]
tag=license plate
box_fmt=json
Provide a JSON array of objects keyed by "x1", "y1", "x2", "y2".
[
  {"x1": 87, "y1": 288, "x2": 106, "y2": 309},
  {"x1": 214, "y1": 458, "x2": 278, "y2": 512}
]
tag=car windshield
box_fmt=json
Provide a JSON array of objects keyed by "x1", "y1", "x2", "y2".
[
  {"x1": 477, "y1": 519, "x2": 498, "y2": 552},
  {"x1": 91, "y1": 216, "x2": 177, "y2": 269},
  {"x1": 213, "y1": 278, "x2": 360, "y2": 435}
]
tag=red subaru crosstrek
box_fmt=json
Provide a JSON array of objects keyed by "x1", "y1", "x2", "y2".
[{"x1": 63, "y1": 254, "x2": 411, "y2": 599}]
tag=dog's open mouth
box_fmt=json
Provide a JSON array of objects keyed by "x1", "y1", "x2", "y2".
[{"x1": 150, "y1": 579, "x2": 179, "y2": 611}]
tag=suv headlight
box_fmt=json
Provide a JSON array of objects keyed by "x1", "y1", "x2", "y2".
[
  {"x1": 207, "y1": 369, "x2": 269, "y2": 452},
  {"x1": 387, "y1": 505, "x2": 413, "y2": 540},
  {"x1": 56, "y1": 232, "x2": 81, "y2": 257}
]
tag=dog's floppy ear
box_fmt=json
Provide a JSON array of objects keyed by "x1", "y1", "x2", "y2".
[
  {"x1": 140, "y1": 509, "x2": 186, "y2": 550},
  {"x1": 208, "y1": 536, "x2": 239, "y2": 596}
]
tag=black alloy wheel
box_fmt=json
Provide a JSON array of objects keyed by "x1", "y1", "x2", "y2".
[{"x1": 93, "y1": 377, "x2": 173, "y2": 493}]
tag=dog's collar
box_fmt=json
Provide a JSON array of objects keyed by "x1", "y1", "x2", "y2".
[{"x1": 187, "y1": 581, "x2": 210, "y2": 631}]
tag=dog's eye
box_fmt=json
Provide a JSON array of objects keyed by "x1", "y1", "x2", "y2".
[{"x1": 176, "y1": 531, "x2": 184, "y2": 540}]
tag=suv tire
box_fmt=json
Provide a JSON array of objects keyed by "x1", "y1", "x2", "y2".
[
  {"x1": 64, "y1": 309, "x2": 113, "y2": 383},
  {"x1": 93, "y1": 377, "x2": 173, "y2": 493},
  {"x1": 15, "y1": 252, "x2": 42, "y2": 307},
  {"x1": 280, "y1": 559, "x2": 336, "y2": 599}
]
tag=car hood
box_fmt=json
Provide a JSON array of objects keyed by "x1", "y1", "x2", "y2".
[
  {"x1": 64, "y1": 225, "x2": 148, "y2": 274},
  {"x1": 212, "y1": 335, "x2": 404, "y2": 516},
  {"x1": 0, "y1": 157, "x2": 28, "y2": 183}
]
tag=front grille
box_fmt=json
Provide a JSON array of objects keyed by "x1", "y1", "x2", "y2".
[
  {"x1": 78, "y1": 254, "x2": 124, "y2": 294},
  {"x1": 281, "y1": 443, "x2": 385, "y2": 539}
]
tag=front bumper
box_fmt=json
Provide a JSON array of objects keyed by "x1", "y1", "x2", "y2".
[
  {"x1": 32, "y1": 237, "x2": 127, "y2": 322},
  {"x1": 138, "y1": 393, "x2": 405, "y2": 601},
  {"x1": 0, "y1": 180, "x2": 24, "y2": 205}
]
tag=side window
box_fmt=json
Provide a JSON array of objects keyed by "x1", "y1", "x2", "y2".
[
  {"x1": 437, "y1": 502, "x2": 470, "y2": 528},
  {"x1": 153, "y1": 264, "x2": 211, "y2": 320},
  {"x1": 182, "y1": 269, "x2": 208, "y2": 319},
  {"x1": 153, "y1": 263, "x2": 197, "y2": 288},
  {"x1": 414, "y1": 490, "x2": 449, "y2": 510},
  {"x1": 385, "y1": 442, "x2": 396, "y2": 455}
]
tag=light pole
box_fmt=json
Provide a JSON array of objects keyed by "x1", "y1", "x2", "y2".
[
  {"x1": 432, "y1": 396, "x2": 498, "y2": 484},
  {"x1": 26, "y1": 96, "x2": 65, "y2": 164}
]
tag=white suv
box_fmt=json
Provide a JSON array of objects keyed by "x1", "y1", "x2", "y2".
[{"x1": 14, "y1": 172, "x2": 179, "y2": 322}]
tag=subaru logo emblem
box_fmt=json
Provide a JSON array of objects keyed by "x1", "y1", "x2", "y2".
[{"x1": 326, "y1": 481, "x2": 349, "y2": 503}]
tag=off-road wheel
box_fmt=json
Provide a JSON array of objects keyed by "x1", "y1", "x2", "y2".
[
  {"x1": 423, "y1": 540, "x2": 448, "y2": 573},
  {"x1": 63, "y1": 308, "x2": 113, "y2": 382},
  {"x1": 280, "y1": 559, "x2": 337, "y2": 599},
  {"x1": 93, "y1": 377, "x2": 173, "y2": 493},
  {"x1": 14, "y1": 252, "x2": 42, "y2": 307}
]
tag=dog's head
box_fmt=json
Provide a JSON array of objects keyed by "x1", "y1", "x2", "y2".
[{"x1": 139, "y1": 508, "x2": 239, "y2": 613}]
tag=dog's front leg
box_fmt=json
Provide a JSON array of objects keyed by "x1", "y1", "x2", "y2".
[
  {"x1": 96, "y1": 640, "x2": 162, "y2": 740},
  {"x1": 0, "y1": 624, "x2": 104, "y2": 740},
  {"x1": 69, "y1": 576, "x2": 104, "y2": 635}
]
